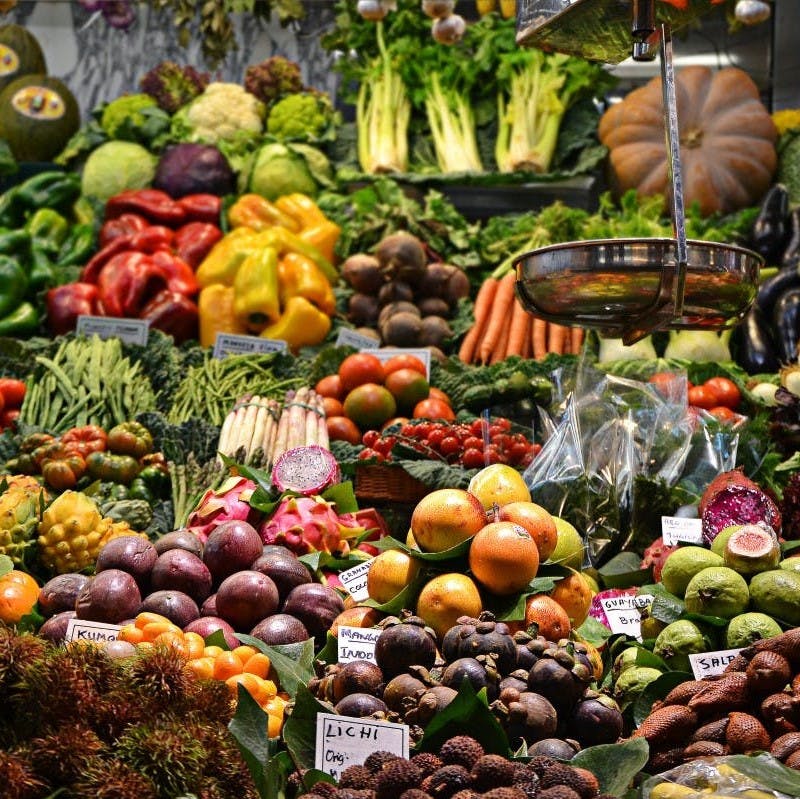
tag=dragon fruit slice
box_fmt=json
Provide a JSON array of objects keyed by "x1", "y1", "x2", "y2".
[
  {"x1": 701, "y1": 483, "x2": 782, "y2": 544},
  {"x1": 640, "y1": 536, "x2": 679, "y2": 582},
  {"x1": 271, "y1": 445, "x2": 341, "y2": 496},
  {"x1": 698, "y1": 468, "x2": 760, "y2": 518},
  {"x1": 185, "y1": 476, "x2": 259, "y2": 543},
  {"x1": 588, "y1": 588, "x2": 639, "y2": 630}
]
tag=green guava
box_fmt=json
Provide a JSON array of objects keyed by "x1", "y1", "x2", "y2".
[
  {"x1": 749, "y1": 570, "x2": 800, "y2": 625},
  {"x1": 613, "y1": 666, "x2": 663, "y2": 706},
  {"x1": 661, "y1": 546, "x2": 723, "y2": 598},
  {"x1": 653, "y1": 619, "x2": 711, "y2": 672},
  {"x1": 710, "y1": 524, "x2": 742, "y2": 557},
  {"x1": 779, "y1": 557, "x2": 800, "y2": 573},
  {"x1": 684, "y1": 566, "x2": 750, "y2": 619},
  {"x1": 612, "y1": 647, "x2": 640, "y2": 679},
  {"x1": 725, "y1": 612, "x2": 783, "y2": 648}
]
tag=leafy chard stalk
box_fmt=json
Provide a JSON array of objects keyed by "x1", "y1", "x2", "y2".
[{"x1": 357, "y1": 22, "x2": 411, "y2": 174}]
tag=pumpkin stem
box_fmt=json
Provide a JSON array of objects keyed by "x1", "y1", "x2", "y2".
[{"x1": 681, "y1": 127, "x2": 704, "y2": 148}]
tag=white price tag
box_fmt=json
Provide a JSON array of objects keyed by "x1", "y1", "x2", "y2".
[
  {"x1": 213, "y1": 333, "x2": 288, "y2": 359},
  {"x1": 661, "y1": 516, "x2": 703, "y2": 546},
  {"x1": 600, "y1": 594, "x2": 654, "y2": 640},
  {"x1": 338, "y1": 560, "x2": 372, "y2": 603},
  {"x1": 336, "y1": 328, "x2": 379, "y2": 349},
  {"x1": 337, "y1": 626, "x2": 381, "y2": 664},
  {"x1": 76, "y1": 315, "x2": 149, "y2": 346},
  {"x1": 315, "y1": 712, "x2": 410, "y2": 780},
  {"x1": 65, "y1": 618, "x2": 121, "y2": 644},
  {"x1": 367, "y1": 348, "x2": 431, "y2": 379},
  {"x1": 689, "y1": 648, "x2": 743, "y2": 679}
]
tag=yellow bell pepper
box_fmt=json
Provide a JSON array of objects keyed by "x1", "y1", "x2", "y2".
[
  {"x1": 253, "y1": 226, "x2": 338, "y2": 284},
  {"x1": 228, "y1": 194, "x2": 300, "y2": 233},
  {"x1": 198, "y1": 284, "x2": 248, "y2": 348},
  {"x1": 233, "y1": 246, "x2": 281, "y2": 332},
  {"x1": 196, "y1": 227, "x2": 261, "y2": 288},
  {"x1": 298, "y1": 220, "x2": 341, "y2": 266},
  {"x1": 259, "y1": 296, "x2": 331, "y2": 353},
  {"x1": 278, "y1": 252, "x2": 335, "y2": 316},
  {"x1": 274, "y1": 193, "x2": 328, "y2": 228}
]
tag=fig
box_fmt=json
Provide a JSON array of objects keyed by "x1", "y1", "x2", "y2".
[
  {"x1": 383, "y1": 673, "x2": 426, "y2": 712},
  {"x1": 528, "y1": 738, "x2": 580, "y2": 760},
  {"x1": 139, "y1": 590, "x2": 200, "y2": 628},
  {"x1": 335, "y1": 692, "x2": 388, "y2": 717},
  {"x1": 380, "y1": 312, "x2": 423, "y2": 347},
  {"x1": 375, "y1": 232, "x2": 427, "y2": 286},
  {"x1": 375, "y1": 616, "x2": 437, "y2": 678},
  {"x1": 418, "y1": 315, "x2": 453, "y2": 348},
  {"x1": 95, "y1": 535, "x2": 158, "y2": 592},
  {"x1": 724, "y1": 524, "x2": 781, "y2": 575},
  {"x1": 282, "y1": 583, "x2": 345, "y2": 640},
  {"x1": 569, "y1": 693, "x2": 624, "y2": 746},
  {"x1": 153, "y1": 530, "x2": 204, "y2": 558},
  {"x1": 342, "y1": 253, "x2": 384, "y2": 294},
  {"x1": 38, "y1": 610, "x2": 76, "y2": 643},
  {"x1": 150, "y1": 548, "x2": 213, "y2": 604},
  {"x1": 378, "y1": 301, "x2": 420, "y2": 329},
  {"x1": 75, "y1": 569, "x2": 142, "y2": 623},
  {"x1": 332, "y1": 660, "x2": 385, "y2": 703},
  {"x1": 417, "y1": 297, "x2": 450, "y2": 317},
  {"x1": 38, "y1": 573, "x2": 90, "y2": 617},
  {"x1": 250, "y1": 613, "x2": 309, "y2": 645},
  {"x1": 215, "y1": 570, "x2": 280, "y2": 631},
  {"x1": 348, "y1": 293, "x2": 380, "y2": 326},
  {"x1": 251, "y1": 550, "x2": 312, "y2": 606},
  {"x1": 203, "y1": 520, "x2": 263, "y2": 584},
  {"x1": 183, "y1": 616, "x2": 238, "y2": 649},
  {"x1": 378, "y1": 281, "x2": 414, "y2": 306}
]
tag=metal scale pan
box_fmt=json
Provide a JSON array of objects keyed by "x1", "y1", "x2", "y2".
[{"x1": 512, "y1": 0, "x2": 763, "y2": 344}]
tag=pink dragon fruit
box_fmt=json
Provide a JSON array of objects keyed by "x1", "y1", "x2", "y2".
[
  {"x1": 185, "y1": 476, "x2": 260, "y2": 543},
  {"x1": 259, "y1": 496, "x2": 388, "y2": 557},
  {"x1": 271, "y1": 445, "x2": 341, "y2": 496},
  {"x1": 588, "y1": 588, "x2": 639, "y2": 630}
]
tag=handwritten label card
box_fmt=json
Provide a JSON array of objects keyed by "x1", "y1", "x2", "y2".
[
  {"x1": 600, "y1": 594, "x2": 654, "y2": 640},
  {"x1": 65, "y1": 619, "x2": 121, "y2": 644},
  {"x1": 689, "y1": 648, "x2": 743, "y2": 679},
  {"x1": 661, "y1": 516, "x2": 703, "y2": 546},
  {"x1": 336, "y1": 328, "x2": 380, "y2": 349},
  {"x1": 315, "y1": 712, "x2": 410, "y2": 780},
  {"x1": 213, "y1": 333, "x2": 288, "y2": 359},
  {"x1": 337, "y1": 626, "x2": 381, "y2": 664},
  {"x1": 367, "y1": 348, "x2": 432, "y2": 379},
  {"x1": 338, "y1": 560, "x2": 372, "y2": 603},
  {"x1": 76, "y1": 315, "x2": 149, "y2": 346}
]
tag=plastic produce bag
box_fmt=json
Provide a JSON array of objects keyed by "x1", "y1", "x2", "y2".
[{"x1": 642, "y1": 753, "x2": 800, "y2": 799}]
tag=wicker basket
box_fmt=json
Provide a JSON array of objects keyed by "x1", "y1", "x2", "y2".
[{"x1": 355, "y1": 464, "x2": 430, "y2": 503}]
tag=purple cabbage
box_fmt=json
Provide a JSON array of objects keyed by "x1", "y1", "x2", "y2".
[{"x1": 153, "y1": 143, "x2": 236, "y2": 198}]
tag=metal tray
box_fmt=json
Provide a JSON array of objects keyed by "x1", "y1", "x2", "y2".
[{"x1": 514, "y1": 238, "x2": 762, "y2": 337}]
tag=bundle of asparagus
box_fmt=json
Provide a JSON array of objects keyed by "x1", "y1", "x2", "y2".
[{"x1": 270, "y1": 387, "x2": 329, "y2": 466}]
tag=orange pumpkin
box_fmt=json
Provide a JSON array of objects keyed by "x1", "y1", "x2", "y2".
[{"x1": 598, "y1": 66, "x2": 777, "y2": 216}]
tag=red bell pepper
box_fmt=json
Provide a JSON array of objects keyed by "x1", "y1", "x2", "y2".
[
  {"x1": 140, "y1": 290, "x2": 199, "y2": 344},
  {"x1": 97, "y1": 252, "x2": 169, "y2": 318},
  {"x1": 173, "y1": 222, "x2": 222, "y2": 269},
  {"x1": 128, "y1": 226, "x2": 174, "y2": 253},
  {"x1": 46, "y1": 283, "x2": 102, "y2": 335},
  {"x1": 177, "y1": 194, "x2": 222, "y2": 226},
  {"x1": 99, "y1": 213, "x2": 149, "y2": 247},
  {"x1": 81, "y1": 236, "x2": 136, "y2": 283},
  {"x1": 104, "y1": 189, "x2": 186, "y2": 227},
  {"x1": 150, "y1": 250, "x2": 199, "y2": 296}
]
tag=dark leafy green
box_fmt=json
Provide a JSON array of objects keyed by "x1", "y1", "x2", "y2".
[
  {"x1": 282, "y1": 684, "x2": 334, "y2": 771},
  {"x1": 235, "y1": 636, "x2": 315, "y2": 699},
  {"x1": 571, "y1": 738, "x2": 649, "y2": 797}
]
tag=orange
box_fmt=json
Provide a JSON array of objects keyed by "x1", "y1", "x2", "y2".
[
  {"x1": 242, "y1": 652, "x2": 272, "y2": 679},
  {"x1": 338, "y1": 353, "x2": 385, "y2": 392},
  {"x1": 366, "y1": 549, "x2": 422, "y2": 604},
  {"x1": 213, "y1": 650, "x2": 244, "y2": 681},
  {"x1": 468, "y1": 521, "x2": 539, "y2": 595},
  {"x1": 382, "y1": 354, "x2": 427, "y2": 377},
  {"x1": 496, "y1": 501, "x2": 558, "y2": 562},
  {"x1": 413, "y1": 397, "x2": 455, "y2": 421},
  {"x1": 416, "y1": 573, "x2": 482, "y2": 640},
  {"x1": 411, "y1": 488, "x2": 487, "y2": 553},
  {"x1": 523, "y1": 594, "x2": 572, "y2": 641},
  {"x1": 0, "y1": 570, "x2": 39, "y2": 624},
  {"x1": 548, "y1": 570, "x2": 593, "y2": 627}
]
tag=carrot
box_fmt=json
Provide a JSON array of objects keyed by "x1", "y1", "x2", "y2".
[
  {"x1": 532, "y1": 318, "x2": 548, "y2": 360},
  {"x1": 478, "y1": 271, "x2": 516, "y2": 363},
  {"x1": 571, "y1": 326, "x2": 585, "y2": 355},
  {"x1": 547, "y1": 323, "x2": 567, "y2": 355},
  {"x1": 490, "y1": 313, "x2": 512, "y2": 364},
  {"x1": 459, "y1": 277, "x2": 498, "y2": 363},
  {"x1": 505, "y1": 297, "x2": 530, "y2": 358},
  {"x1": 520, "y1": 314, "x2": 532, "y2": 359}
]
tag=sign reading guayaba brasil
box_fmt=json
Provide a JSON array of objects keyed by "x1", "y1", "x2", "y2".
[
  {"x1": 599, "y1": 594, "x2": 654, "y2": 640},
  {"x1": 76, "y1": 315, "x2": 149, "y2": 346},
  {"x1": 213, "y1": 332, "x2": 288, "y2": 359},
  {"x1": 337, "y1": 626, "x2": 381, "y2": 664},
  {"x1": 65, "y1": 618, "x2": 121, "y2": 644},
  {"x1": 315, "y1": 712, "x2": 410, "y2": 781}
]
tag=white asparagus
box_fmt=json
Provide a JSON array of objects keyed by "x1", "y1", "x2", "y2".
[
  {"x1": 232, "y1": 396, "x2": 261, "y2": 459},
  {"x1": 249, "y1": 396, "x2": 268, "y2": 463},
  {"x1": 262, "y1": 399, "x2": 280, "y2": 469},
  {"x1": 271, "y1": 391, "x2": 293, "y2": 464},
  {"x1": 216, "y1": 408, "x2": 237, "y2": 461},
  {"x1": 225, "y1": 396, "x2": 251, "y2": 456},
  {"x1": 286, "y1": 386, "x2": 309, "y2": 452},
  {"x1": 305, "y1": 389, "x2": 319, "y2": 446},
  {"x1": 316, "y1": 393, "x2": 330, "y2": 449}
]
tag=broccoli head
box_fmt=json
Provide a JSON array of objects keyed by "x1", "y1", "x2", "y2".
[
  {"x1": 266, "y1": 91, "x2": 337, "y2": 142},
  {"x1": 244, "y1": 56, "x2": 304, "y2": 107},
  {"x1": 100, "y1": 94, "x2": 159, "y2": 139},
  {"x1": 140, "y1": 60, "x2": 210, "y2": 114}
]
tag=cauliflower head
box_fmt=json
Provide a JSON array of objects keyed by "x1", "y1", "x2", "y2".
[
  {"x1": 174, "y1": 82, "x2": 265, "y2": 144},
  {"x1": 266, "y1": 92, "x2": 336, "y2": 142}
]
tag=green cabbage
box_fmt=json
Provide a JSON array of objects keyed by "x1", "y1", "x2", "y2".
[
  {"x1": 246, "y1": 141, "x2": 333, "y2": 201},
  {"x1": 81, "y1": 141, "x2": 157, "y2": 202}
]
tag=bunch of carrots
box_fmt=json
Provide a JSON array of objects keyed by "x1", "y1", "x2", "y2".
[{"x1": 459, "y1": 272, "x2": 585, "y2": 365}]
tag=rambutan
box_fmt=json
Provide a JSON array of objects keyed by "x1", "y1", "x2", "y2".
[
  {"x1": 184, "y1": 676, "x2": 236, "y2": 724},
  {"x1": 0, "y1": 749, "x2": 47, "y2": 799},
  {"x1": 71, "y1": 759, "x2": 159, "y2": 799},
  {"x1": 124, "y1": 645, "x2": 193, "y2": 711},
  {"x1": 29, "y1": 726, "x2": 106, "y2": 784},
  {"x1": 184, "y1": 719, "x2": 259, "y2": 797}
]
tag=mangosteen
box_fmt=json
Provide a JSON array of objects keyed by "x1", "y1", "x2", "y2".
[
  {"x1": 342, "y1": 253, "x2": 384, "y2": 294},
  {"x1": 442, "y1": 613, "x2": 517, "y2": 675},
  {"x1": 335, "y1": 692, "x2": 388, "y2": 718},
  {"x1": 527, "y1": 657, "x2": 583, "y2": 712},
  {"x1": 504, "y1": 691, "x2": 558, "y2": 747},
  {"x1": 347, "y1": 293, "x2": 380, "y2": 326},
  {"x1": 441, "y1": 657, "x2": 497, "y2": 700},
  {"x1": 498, "y1": 672, "x2": 528, "y2": 705},
  {"x1": 380, "y1": 312, "x2": 423, "y2": 346},
  {"x1": 383, "y1": 673, "x2": 426, "y2": 712},
  {"x1": 407, "y1": 685, "x2": 458, "y2": 725},
  {"x1": 528, "y1": 738, "x2": 580, "y2": 760},
  {"x1": 332, "y1": 660, "x2": 385, "y2": 703},
  {"x1": 375, "y1": 232, "x2": 427, "y2": 286},
  {"x1": 375, "y1": 615, "x2": 437, "y2": 678},
  {"x1": 569, "y1": 692, "x2": 624, "y2": 746}
]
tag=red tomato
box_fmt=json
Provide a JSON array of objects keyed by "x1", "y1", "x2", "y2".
[
  {"x1": 0, "y1": 378, "x2": 25, "y2": 409},
  {"x1": 413, "y1": 398, "x2": 456, "y2": 422},
  {"x1": 0, "y1": 408, "x2": 19, "y2": 429},
  {"x1": 382, "y1": 354, "x2": 427, "y2": 377},
  {"x1": 703, "y1": 377, "x2": 741, "y2": 410},
  {"x1": 648, "y1": 371, "x2": 681, "y2": 396},
  {"x1": 688, "y1": 385, "x2": 718, "y2": 410},
  {"x1": 709, "y1": 406, "x2": 737, "y2": 424}
]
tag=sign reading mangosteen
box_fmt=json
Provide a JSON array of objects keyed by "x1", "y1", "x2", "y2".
[
  {"x1": 213, "y1": 332, "x2": 287, "y2": 359},
  {"x1": 689, "y1": 648, "x2": 743, "y2": 679},
  {"x1": 315, "y1": 711, "x2": 410, "y2": 780},
  {"x1": 338, "y1": 560, "x2": 372, "y2": 603},
  {"x1": 337, "y1": 626, "x2": 381, "y2": 664},
  {"x1": 76, "y1": 315, "x2": 149, "y2": 346},
  {"x1": 64, "y1": 618, "x2": 121, "y2": 644},
  {"x1": 366, "y1": 348, "x2": 431, "y2": 379},
  {"x1": 599, "y1": 594, "x2": 654, "y2": 640},
  {"x1": 661, "y1": 516, "x2": 703, "y2": 546},
  {"x1": 336, "y1": 328, "x2": 380, "y2": 349}
]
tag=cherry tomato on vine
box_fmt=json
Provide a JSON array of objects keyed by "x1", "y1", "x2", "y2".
[
  {"x1": 440, "y1": 436, "x2": 461, "y2": 456},
  {"x1": 362, "y1": 430, "x2": 380, "y2": 448},
  {"x1": 688, "y1": 385, "x2": 718, "y2": 410},
  {"x1": 462, "y1": 449, "x2": 486, "y2": 469},
  {"x1": 709, "y1": 406, "x2": 738, "y2": 424},
  {"x1": 704, "y1": 377, "x2": 741, "y2": 410}
]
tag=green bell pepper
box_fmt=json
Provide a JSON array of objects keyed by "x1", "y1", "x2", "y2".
[
  {"x1": 25, "y1": 208, "x2": 69, "y2": 254},
  {"x1": 137, "y1": 464, "x2": 170, "y2": 499},
  {"x1": 0, "y1": 255, "x2": 28, "y2": 318},
  {"x1": 0, "y1": 302, "x2": 39, "y2": 337},
  {"x1": 0, "y1": 187, "x2": 23, "y2": 228},
  {"x1": 56, "y1": 223, "x2": 96, "y2": 267},
  {"x1": 14, "y1": 171, "x2": 81, "y2": 215},
  {"x1": 126, "y1": 477, "x2": 153, "y2": 504},
  {"x1": 0, "y1": 229, "x2": 31, "y2": 258},
  {"x1": 28, "y1": 245, "x2": 54, "y2": 291}
]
